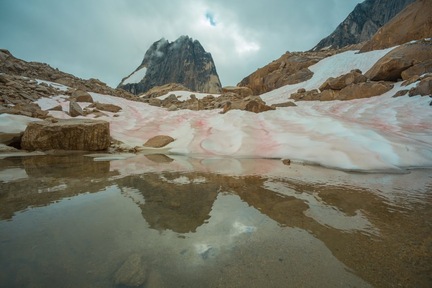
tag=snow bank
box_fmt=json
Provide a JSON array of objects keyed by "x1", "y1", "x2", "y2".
[
  {"x1": 262, "y1": 48, "x2": 394, "y2": 105},
  {"x1": 20, "y1": 47, "x2": 432, "y2": 171},
  {"x1": 120, "y1": 67, "x2": 147, "y2": 85}
]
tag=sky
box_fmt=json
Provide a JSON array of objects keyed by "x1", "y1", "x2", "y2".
[{"x1": 0, "y1": 0, "x2": 361, "y2": 88}]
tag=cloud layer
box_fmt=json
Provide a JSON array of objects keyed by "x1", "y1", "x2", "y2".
[{"x1": 0, "y1": 0, "x2": 360, "y2": 88}]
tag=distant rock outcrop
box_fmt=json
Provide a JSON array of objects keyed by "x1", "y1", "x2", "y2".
[
  {"x1": 360, "y1": 0, "x2": 432, "y2": 52},
  {"x1": 237, "y1": 50, "x2": 331, "y2": 95},
  {"x1": 312, "y1": 0, "x2": 415, "y2": 51},
  {"x1": 118, "y1": 36, "x2": 222, "y2": 95}
]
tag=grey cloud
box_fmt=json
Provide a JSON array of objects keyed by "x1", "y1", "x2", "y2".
[{"x1": 0, "y1": 0, "x2": 361, "y2": 88}]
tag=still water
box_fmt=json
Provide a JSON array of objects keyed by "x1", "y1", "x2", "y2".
[{"x1": 0, "y1": 153, "x2": 431, "y2": 287}]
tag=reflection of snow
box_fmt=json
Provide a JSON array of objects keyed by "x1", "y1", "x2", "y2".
[
  {"x1": 0, "y1": 168, "x2": 28, "y2": 183},
  {"x1": 160, "y1": 175, "x2": 207, "y2": 185},
  {"x1": 264, "y1": 180, "x2": 379, "y2": 235}
]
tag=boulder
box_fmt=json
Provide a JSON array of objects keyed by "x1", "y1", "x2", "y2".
[
  {"x1": 143, "y1": 135, "x2": 175, "y2": 148},
  {"x1": 408, "y1": 77, "x2": 432, "y2": 96},
  {"x1": 244, "y1": 100, "x2": 275, "y2": 113},
  {"x1": 319, "y1": 69, "x2": 367, "y2": 91},
  {"x1": 365, "y1": 41, "x2": 432, "y2": 81},
  {"x1": 338, "y1": 82, "x2": 394, "y2": 100},
  {"x1": 21, "y1": 119, "x2": 110, "y2": 151},
  {"x1": 70, "y1": 90, "x2": 93, "y2": 103},
  {"x1": 222, "y1": 86, "x2": 253, "y2": 97},
  {"x1": 90, "y1": 102, "x2": 122, "y2": 113},
  {"x1": 69, "y1": 100, "x2": 84, "y2": 117},
  {"x1": 401, "y1": 60, "x2": 432, "y2": 81}
]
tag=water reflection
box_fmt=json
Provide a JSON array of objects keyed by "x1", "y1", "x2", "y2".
[{"x1": 0, "y1": 153, "x2": 431, "y2": 287}]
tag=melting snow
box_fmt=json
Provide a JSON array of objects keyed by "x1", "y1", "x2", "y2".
[{"x1": 13, "y1": 47, "x2": 432, "y2": 171}]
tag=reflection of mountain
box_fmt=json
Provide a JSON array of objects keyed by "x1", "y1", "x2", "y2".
[
  {"x1": 1, "y1": 154, "x2": 431, "y2": 287},
  {"x1": 232, "y1": 176, "x2": 432, "y2": 288},
  {"x1": 116, "y1": 173, "x2": 219, "y2": 233}
]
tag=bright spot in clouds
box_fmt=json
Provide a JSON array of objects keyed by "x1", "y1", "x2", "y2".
[{"x1": 205, "y1": 11, "x2": 217, "y2": 26}]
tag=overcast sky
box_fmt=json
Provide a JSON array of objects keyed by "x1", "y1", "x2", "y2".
[{"x1": 0, "y1": 0, "x2": 361, "y2": 88}]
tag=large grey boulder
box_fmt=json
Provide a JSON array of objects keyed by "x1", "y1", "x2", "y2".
[{"x1": 21, "y1": 119, "x2": 110, "y2": 151}]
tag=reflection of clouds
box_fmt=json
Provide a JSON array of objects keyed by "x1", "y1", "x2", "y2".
[
  {"x1": 232, "y1": 221, "x2": 257, "y2": 235},
  {"x1": 264, "y1": 181, "x2": 379, "y2": 235},
  {"x1": 187, "y1": 194, "x2": 259, "y2": 263}
]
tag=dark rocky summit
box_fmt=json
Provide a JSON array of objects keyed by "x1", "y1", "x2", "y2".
[
  {"x1": 118, "y1": 36, "x2": 222, "y2": 95},
  {"x1": 312, "y1": 0, "x2": 415, "y2": 51}
]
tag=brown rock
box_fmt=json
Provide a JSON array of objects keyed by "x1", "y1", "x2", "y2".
[
  {"x1": 143, "y1": 135, "x2": 175, "y2": 148},
  {"x1": 319, "y1": 89, "x2": 340, "y2": 101},
  {"x1": 21, "y1": 119, "x2": 110, "y2": 151},
  {"x1": 238, "y1": 52, "x2": 322, "y2": 95},
  {"x1": 392, "y1": 90, "x2": 409, "y2": 98},
  {"x1": 338, "y1": 82, "x2": 394, "y2": 100},
  {"x1": 244, "y1": 100, "x2": 275, "y2": 113},
  {"x1": 92, "y1": 102, "x2": 122, "y2": 113},
  {"x1": 222, "y1": 86, "x2": 253, "y2": 97},
  {"x1": 401, "y1": 60, "x2": 432, "y2": 81},
  {"x1": 365, "y1": 41, "x2": 432, "y2": 81},
  {"x1": 408, "y1": 77, "x2": 432, "y2": 96},
  {"x1": 71, "y1": 90, "x2": 93, "y2": 103},
  {"x1": 282, "y1": 159, "x2": 291, "y2": 166},
  {"x1": 271, "y1": 101, "x2": 297, "y2": 108},
  {"x1": 360, "y1": 0, "x2": 432, "y2": 52},
  {"x1": 69, "y1": 100, "x2": 83, "y2": 117},
  {"x1": 142, "y1": 83, "x2": 190, "y2": 98},
  {"x1": 319, "y1": 70, "x2": 367, "y2": 91}
]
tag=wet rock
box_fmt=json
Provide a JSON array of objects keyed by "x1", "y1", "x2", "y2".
[
  {"x1": 114, "y1": 253, "x2": 148, "y2": 287},
  {"x1": 282, "y1": 159, "x2": 291, "y2": 166},
  {"x1": 21, "y1": 119, "x2": 110, "y2": 151},
  {"x1": 143, "y1": 135, "x2": 175, "y2": 148}
]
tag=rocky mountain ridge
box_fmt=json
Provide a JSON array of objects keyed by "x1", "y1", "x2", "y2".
[
  {"x1": 312, "y1": 0, "x2": 415, "y2": 51},
  {"x1": 118, "y1": 36, "x2": 222, "y2": 95}
]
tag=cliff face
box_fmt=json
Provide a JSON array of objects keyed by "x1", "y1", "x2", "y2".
[
  {"x1": 360, "y1": 0, "x2": 432, "y2": 52},
  {"x1": 118, "y1": 36, "x2": 222, "y2": 95},
  {"x1": 311, "y1": 0, "x2": 415, "y2": 51}
]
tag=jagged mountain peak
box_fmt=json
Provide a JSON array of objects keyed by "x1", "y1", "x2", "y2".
[{"x1": 118, "y1": 35, "x2": 222, "y2": 95}]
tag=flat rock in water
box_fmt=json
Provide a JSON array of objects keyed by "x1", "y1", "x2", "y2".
[
  {"x1": 114, "y1": 253, "x2": 148, "y2": 287},
  {"x1": 21, "y1": 119, "x2": 110, "y2": 151}
]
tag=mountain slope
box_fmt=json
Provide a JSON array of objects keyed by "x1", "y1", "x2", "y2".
[
  {"x1": 360, "y1": 0, "x2": 432, "y2": 52},
  {"x1": 118, "y1": 36, "x2": 222, "y2": 95},
  {"x1": 312, "y1": 0, "x2": 415, "y2": 51}
]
